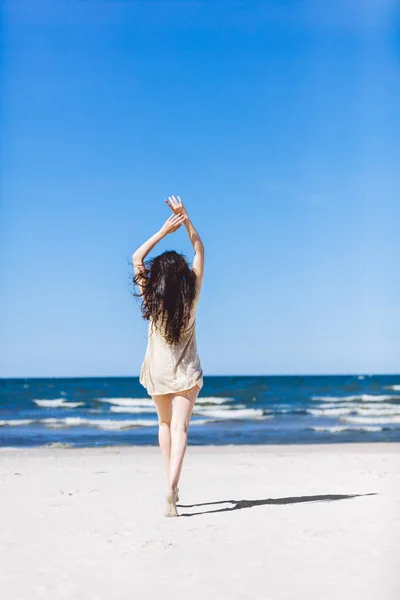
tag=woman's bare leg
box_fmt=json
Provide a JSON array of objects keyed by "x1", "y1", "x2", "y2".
[
  {"x1": 152, "y1": 393, "x2": 173, "y2": 481},
  {"x1": 168, "y1": 385, "x2": 200, "y2": 493}
]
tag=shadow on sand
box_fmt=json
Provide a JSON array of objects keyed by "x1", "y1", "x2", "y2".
[{"x1": 177, "y1": 493, "x2": 377, "y2": 517}]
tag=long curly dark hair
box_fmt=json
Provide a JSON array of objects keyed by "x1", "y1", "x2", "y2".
[{"x1": 133, "y1": 250, "x2": 198, "y2": 345}]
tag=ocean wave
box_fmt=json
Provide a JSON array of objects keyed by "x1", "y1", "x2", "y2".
[
  {"x1": 311, "y1": 394, "x2": 400, "y2": 403},
  {"x1": 110, "y1": 406, "x2": 157, "y2": 414},
  {"x1": 0, "y1": 417, "x2": 214, "y2": 430},
  {"x1": 195, "y1": 397, "x2": 233, "y2": 405},
  {"x1": 97, "y1": 396, "x2": 233, "y2": 408},
  {"x1": 42, "y1": 417, "x2": 157, "y2": 430},
  {"x1": 45, "y1": 442, "x2": 73, "y2": 448},
  {"x1": 310, "y1": 426, "x2": 382, "y2": 433},
  {"x1": 88, "y1": 419, "x2": 156, "y2": 431},
  {"x1": 314, "y1": 402, "x2": 397, "y2": 410},
  {"x1": 342, "y1": 415, "x2": 400, "y2": 425},
  {"x1": 34, "y1": 399, "x2": 85, "y2": 408},
  {"x1": 193, "y1": 408, "x2": 267, "y2": 419},
  {"x1": 308, "y1": 408, "x2": 353, "y2": 417},
  {"x1": 353, "y1": 407, "x2": 400, "y2": 417},
  {"x1": 387, "y1": 385, "x2": 400, "y2": 391},
  {"x1": 308, "y1": 405, "x2": 400, "y2": 418},
  {"x1": 98, "y1": 398, "x2": 154, "y2": 407},
  {"x1": 0, "y1": 419, "x2": 35, "y2": 427},
  {"x1": 193, "y1": 404, "x2": 245, "y2": 412}
]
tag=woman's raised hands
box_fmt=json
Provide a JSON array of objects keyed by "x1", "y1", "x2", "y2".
[
  {"x1": 159, "y1": 213, "x2": 187, "y2": 236},
  {"x1": 165, "y1": 196, "x2": 188, "y2": 218}
]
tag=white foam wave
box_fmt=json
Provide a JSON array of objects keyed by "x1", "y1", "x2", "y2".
[
  {"x1": 34, "y1": 399, "x2": 84, "y2": 408},
  {"x1": 93, "y1": 419, "x2": 156, "y2": 430},
  {"x1": 46, "y1": 442, "x2": 72, "y2": 448},
  {"x1": 315, "y1": 402, "x2": 396, "y2": 410},
  {"x1": 387, "y1": 385, "x2": 400, "y2": 391},
  {"x1": 193, "y1": 408, "x2": 267, "y2": 419},
  {"x1": 354, "y1": 407, "x2": 400, "y2": 417},
  {"x1": 195, "y1": 397, "x2": 233, "y2": 405},
  {"x1": 110, "y1": 406, "x2": 157, "y2": 414},
  {"x1": 42, "y1": 417, "x2": 157, "y2": 430},
  {"x1": 308, "y1": 408, "x2": 353, "y2": 417},
  {"x1": 193, "y1": 404, "x2": 245, "y2": 412},
  {"x1": 342, "y1": 415, "x2": 400, "y2": 425},
  {"x1": 311, "y1": 426, "x2": 382, "y2": 433},
  {"x1": 312, "y1": 394, "x2": 400, "y2": 403},
  {"x1": 309, "y1": 405, "x2": 400, "y2": 418},
  {"x1": 42, "y1": 417, "x2": 84, "y2": 427},
  {"x1": 98, "y1": 398, "x2": 154, "y2": 407},
  {"x1": 98, "y1": 396, "x2": 233, "y2": 408},
  {"x1": 0, "y1": 419, "x2": 35, "y2": 427},
  {"x1": 0, "y1": 416, "x2": 221, "y2": 430}
]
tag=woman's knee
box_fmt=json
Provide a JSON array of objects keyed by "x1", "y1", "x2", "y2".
[{"x1": 171, "y1": 417, "x2": 190, "y2": 434}]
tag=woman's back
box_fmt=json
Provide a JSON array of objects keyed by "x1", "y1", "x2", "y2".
[{"x1": 139, "y1": 289, "x2": 203, "y2": 395}]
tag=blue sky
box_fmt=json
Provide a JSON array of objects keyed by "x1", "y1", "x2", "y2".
[{"x1": 1, "y1": 0, "x2": 399, "y2": 377}]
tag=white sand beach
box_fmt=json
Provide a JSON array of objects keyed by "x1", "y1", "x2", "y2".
[{"x1": 1, "y1": 443, "x2": 399, "y2": 600}]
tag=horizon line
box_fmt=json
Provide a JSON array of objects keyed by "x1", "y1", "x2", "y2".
[{"x1": 1, "y1": 373, "x2": 399, "y2": 380}]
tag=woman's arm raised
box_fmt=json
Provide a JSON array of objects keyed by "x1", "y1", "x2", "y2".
[
  {"x1": 132, "y1": 213, "x2": 187, "y2": 295},
  {"x1": 165, "y1": 196, "x2": 204, "y2": 290}
]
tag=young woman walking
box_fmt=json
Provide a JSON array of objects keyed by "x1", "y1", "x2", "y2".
[{"x1": 132, "y1": 196, "x2": 204, "y2": 517}]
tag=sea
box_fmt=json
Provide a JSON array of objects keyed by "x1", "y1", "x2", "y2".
[{"x1": 1, "y1": 375, "x2": 400, "y2": 448}]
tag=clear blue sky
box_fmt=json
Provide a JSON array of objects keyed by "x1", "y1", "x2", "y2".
[{"x1": 1, "y1": 0, "x2": 399, "y2": 378}]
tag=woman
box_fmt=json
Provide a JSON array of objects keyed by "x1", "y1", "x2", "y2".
[{"x1": 132, "y1": 196, "x2": 205, "y2": 517}]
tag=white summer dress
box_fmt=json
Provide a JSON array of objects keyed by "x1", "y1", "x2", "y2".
[{"x1": 139, "y1": 289, "x2": 204, "y2": 396}]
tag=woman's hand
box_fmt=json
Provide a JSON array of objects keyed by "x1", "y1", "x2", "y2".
[
  {"x1": 133, "y1": 212, "x2": 187, "y2": 264},
  {"x1": 159, "y1": 213, "x2": 187, "y2": 236},
  {"x1": 165, "y1": 195, "x2": 188, "y2": 218}
]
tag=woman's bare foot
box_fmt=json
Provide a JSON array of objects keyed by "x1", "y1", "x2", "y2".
[{"x1": 165, "y1": 489, "x2": 178, "y2": 517}]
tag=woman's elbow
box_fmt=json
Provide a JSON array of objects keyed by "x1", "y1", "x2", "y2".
[
  {"x1": 195, "y1": 240, "x2": 205, "y2": 252},
  {"x1": 132, "y1": 252, "x2": 143, "y2": 265}
]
